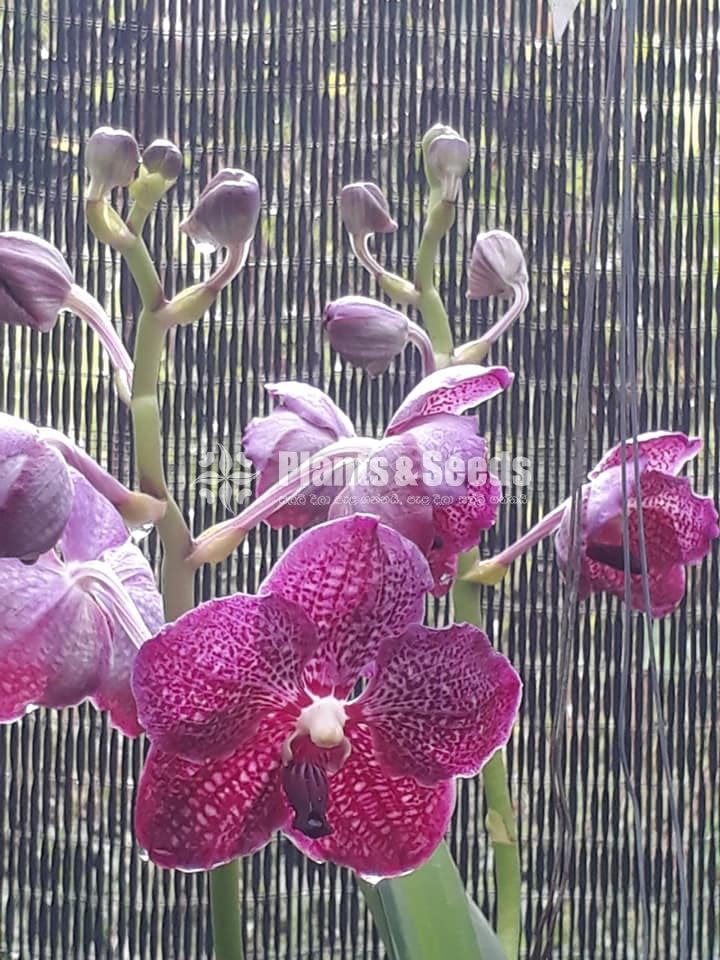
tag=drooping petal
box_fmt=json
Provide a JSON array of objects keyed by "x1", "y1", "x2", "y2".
[
  {"x1": 135, "y1": 712, "x2": 293, "y2": 871},
  {"x1": 285, "y1": 723, "x2": 455, "y2": 879},
  {"x1": 589, "y1": 431, "x2": 701, "y2": 479},
  {"x1": 132, "y1": 592, "x2": 316, "y2": 762},
  {"x1": 385, "y1": 364, "x2": 513, "y2": 435},
  {"x1": 92, "y1": 541, "x2": 164, "y2": 736},
  {"x1": 349, "y1": 623, "x2": 521, "y2": 786},
  {"x1": 259, "y1": 515, "x2": 433, "y2": 696},
  {"x1": 0, "y1": 557, "x2": 110, "y2": 719},
  {"x1": 60, "y1": 470, "x2": 128, "y2": 562},
  {"x1": 265, "y1": 382, "x2": 356, "y2": 439},
  {"x1": 0, "y1": 413, "x2": 74, "y2": 561}
]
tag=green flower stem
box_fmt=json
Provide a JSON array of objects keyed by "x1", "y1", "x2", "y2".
[
  {"x1": 210, "y1": 862, "x2": 245, "y2": 960},
  {"x1": 455, "y1": 550, "x2": 521, "y2": 960},
  {"x1": 413, "y1": 194, "x2": 455, "y2": 362},
  {"x1": 88, "y1": 198, "x2": 243, "y2": 959}
]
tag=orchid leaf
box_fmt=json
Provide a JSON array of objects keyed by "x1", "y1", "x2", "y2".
[
  {"x1": 467, "y1": 898, "x2": 508, "y2": 960},
  {"x1": 362, "y1": 842, "x2": 483, "y2": 960}
]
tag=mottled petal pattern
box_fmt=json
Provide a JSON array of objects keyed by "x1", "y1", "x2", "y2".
[
  {"x1": 0, "y1": 558, "x2": 110, "y2": 718},
  {"x1": 635, "y1": 470, "x2": 719, "y2": 566},
  {"x1": 60, "y1": 470, "x2": 128, "y2": 562},
  {"x1": 286, "y1": 723, "x2": 455, "y2": 879},
  {"x1": 135, "y1": 713, "x2": 293, "y2": 871},
  {"x1": 351, "y1": 623, "x2": 521, "y2": 785},
  {"x1": 92, "y1": 541, "x2": 164, "y2": 736},
  {"x1": 260, "y1": 515, "x2": 432, "y2": 695},
  {"x1": 386, "y1": 364, "x2": 513, "y2": 435},
  {"x1": 589, "y1": 431, "x2": 701, "y2": 479},
  {"x1": 132, "y1": 593, "x2": 316, "y2": 761}
]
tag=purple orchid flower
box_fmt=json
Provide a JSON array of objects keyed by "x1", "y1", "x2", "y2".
[
  {"x1": 195, "y1": 365, "x2": 513, "y2": 592},
  {"x1": 132, "y1": 515, "x2": 521, "y2": 878},
  {"x1": 465, "y1": 431, "x2": 719, "y2": 617},
  {"x1": 242, "y1": 382, "x2": 358, "y2": 528},
  {"x1": 0, "y1": 468, "x2": 163, "y2": 734}
]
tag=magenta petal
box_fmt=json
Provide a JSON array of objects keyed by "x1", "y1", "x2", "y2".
[
  {"x1": 352, "y1": 623, "x2": 521, "y2": 785},
  {"x1": 385, "y1": 364, "x2": 513, "y2": 435},
  {"x1": 638, "y1": 470, "x2": 719, "y2": 566},
  {"x1": 92, "y1": 541, "x2": 164, "y2": 736},
  {"x1": 60, "y1": 470, "x2": 128, "y2": 562},
  {"x1": 132, "y1": 592, "x2": 316, "y2": 761},
  {"x1": 135, "y1": 712, "x2": 293, "y2": 871},
  {"x1": 259, "y1": 515, "x2": 433, "y2": 695},
  {"x1": 589, "y1": 431, "x2": 701, "y2": 479},
  {"x1": 285, "y1": 724, "x2": 454, "y2": 878},
  {"x1": 0, "y1": 557, "x2": 110, "y2": 718}
]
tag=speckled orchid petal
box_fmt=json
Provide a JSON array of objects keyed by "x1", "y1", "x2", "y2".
[
  {"x1": 259, "y1": 515, "x2": 433, "y2": 695},
  {"x1": 350, "y1": 623, "x2": 521, "y2": 786},
  {"x1": 92, "y1": 540, "x2": 163, "y2": 736},
  {"x1": 286, "y1": 723, "x2": 455, "y2": 879},
  {"x1": 135, "y1": 713, "x2": 293, "y2": 871},
  {"x1": 132, "y1": 593, "x2": 317, "y2": 762},
  {"x1": 386, "y1": 364, "x2": 513, "y2": 435},
  {"x1": 60, "y1": 471, "x2": 129, "y2": 561},
  {"x1": 555, "y1": 465, "x2": 718, "y2": 617},
  {"x1": 0, "y1": 413, "x2": 74, "y2": 561},
  {"x1": 330, "y1": 416, "x2": 501, "y2": 596},
  {"x1": 0, "y1": 556, "x2": 110, "y2": 719},
  {"x1": 589, "y1": 431, "x2": 702, "y2": 479}
]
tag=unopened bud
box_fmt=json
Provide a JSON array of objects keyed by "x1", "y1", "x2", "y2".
[
  {"x1": 425, "y1": 130, "x2": 469, "y2": 202},
  {"x1": 340, "y1": 182, "x2": 397, "y2": 238},
  {"x1": 180, "y1": 169, "x2": 260, "y2": 251},
  {"x1": 324, "y1": 296, "x2": 409, "y2": 376},
  {"x1": 141, "y1": 138, "x2": 183, "y2": 181},
  {"x1": 467, "y1": 230, "x2": 528, "y2": 299},
  {"x1": 86, "y1": 126, "x2": 140, "y2": 199},
  {"x1": 0, "y1": 232, "x2": 73, "y2": 332}
]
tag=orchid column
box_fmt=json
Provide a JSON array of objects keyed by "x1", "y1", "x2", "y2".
[{"x1": 84, "y1": 127, "x2": 259, "y2": 960}]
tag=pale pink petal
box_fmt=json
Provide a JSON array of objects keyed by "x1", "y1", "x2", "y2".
[
  {"x1": 0, "y1": 557, "x2": 110, "y2": 718},
  {"x1": 259, "y1": 516, "x2": 432, "y2": 695},
  {"x1": 285, "y1": 724, "x2": 454, "y2": 879},
  {"x1": 92, "y1": 541, "x2": 164, "y2": 736},
  {"x1": 385, "y1": 364, "x2": 513, "y2": 435},
  {"x1": 265, "y1": 381, "x2": 356, "y2": 438},
  {"x1": 135, "y1": 712, "x2": 293, "y2": 871},
  {"x1": 132, "y1": 592, "x2": 316, "y2": 761},
  {"x1": 350, "y1": 624, "x2": 521, "y2": 785},
  {"x1": 60, "y1": 470, "x2": 128, "y2": 562},
  {"x1": 589, "y1": 431, "x2": 701, "y2": 480}
]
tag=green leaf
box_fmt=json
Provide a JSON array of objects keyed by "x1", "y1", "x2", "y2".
[
  {"x1": 467, "y1": 898, "x2": 508, "y2": 960},
  {"x1": 361, "y1": 843, "x2": 483, "y2": 960}
]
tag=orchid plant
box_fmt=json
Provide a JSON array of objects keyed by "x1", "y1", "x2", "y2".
[{"x1": 0, "y1": 120, "x2": 716, "y2": 960}]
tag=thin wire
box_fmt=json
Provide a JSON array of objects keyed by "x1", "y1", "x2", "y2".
[
  {"x1": 530, "y1": 5, "x2": 623, "y2": 956},
  {"x1": 618, "y1": 0, "x2": 691, "y2": 952},
  {"x1": 616, "y1": 0, "x2": 652, "y2": 950}
]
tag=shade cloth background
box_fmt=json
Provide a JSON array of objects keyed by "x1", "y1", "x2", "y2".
[{"x1": 0, "y1": 0, "x2": 717, "y2": 956}]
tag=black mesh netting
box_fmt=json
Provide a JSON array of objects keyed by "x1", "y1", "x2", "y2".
[{"x1": 0, "y1": 0, "x2": 717, "y2": 957}]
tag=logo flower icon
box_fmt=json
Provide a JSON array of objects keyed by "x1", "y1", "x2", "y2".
[{"x1": 193, "y1": 443, "x2": 256, "y2": 512}]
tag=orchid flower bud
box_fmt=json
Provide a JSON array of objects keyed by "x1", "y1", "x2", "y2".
[
  {"x1": 0, "y1": 414, "x2": 73, "y2": 562},
  {"x1": 141, "y1": 138, "x2": 183, "y2": 181},
  {"x1": 468, "y1": 230, "x2": 528, "y2": 299},
  {"x1": 340, "y1": 182, "x2": 397, "y2": 238},
  {"x1": 85, "y1": 126, "x2": 140, "y2": 200},
  {"x1": 0, "y1": 232, "x2": 73, "y2": 331},
  {"x1": 180, "y1": 169, "x2": 260, "y2": 252},
  {"x1": 0, "y1": 232, "x2": 134, "y2": 403},
  {"x1": 324, "y1": 295, "x2": 435, "y2": 375},
  {"x1": 425, "y1": 131, "x2": 470, "y2": 202}
]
